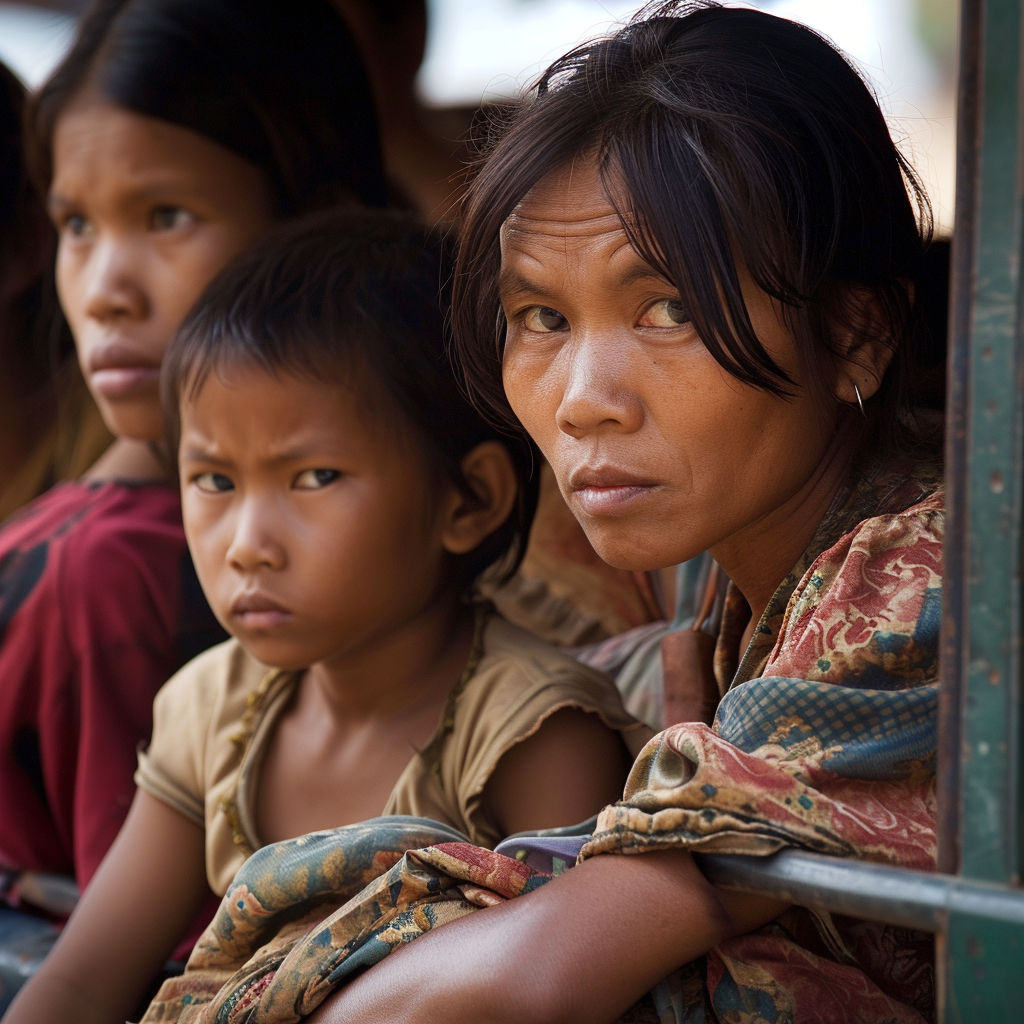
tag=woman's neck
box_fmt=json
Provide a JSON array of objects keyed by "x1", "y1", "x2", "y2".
[
  {"x1": 305, "y1": 594, "x2": 476, "y2": 725},
  {"x1": 82, "y1": 437, "x2": 172, "y2": 483},
  {"x1": 711, "y1": 427, "x2": 859, "y2": 630}
]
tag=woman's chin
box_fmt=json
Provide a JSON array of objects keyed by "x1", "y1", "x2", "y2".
[{"x1": 579, "y1": 521, "x2": 685, "y2": 574}]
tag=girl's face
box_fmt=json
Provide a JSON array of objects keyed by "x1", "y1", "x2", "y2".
[
  {"x1": 499, "y1": 158, "x2": 835, "y2": 573},
  {"x1": 50, "y1": 99, "x2": 274, "y2": 441}
]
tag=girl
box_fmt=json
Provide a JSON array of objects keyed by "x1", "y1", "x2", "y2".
[
  {"x1": 238, "y1": 4, "x2": 940, "y2": 1022},
  {"x1": 9, "y1": 210, "x2": 643, "y2": 1024},
  {"x1": 0, "y1": 0, "x2": 384, "y2": 964},
  {"x1": 0, "y1": 59, "x2": 109, "y2": 523}
]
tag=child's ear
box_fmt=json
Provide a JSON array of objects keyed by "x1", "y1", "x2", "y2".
[
  {"x1": 440, "y1": 442, "x2": 518, "y2": 556},
  {"x1": 831, "y1": 282, "x2": 905, "y2": 405}
]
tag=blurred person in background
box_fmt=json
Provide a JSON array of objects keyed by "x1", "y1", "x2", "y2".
[
  {"x1": 0, "y1": 0, "x2": 386, "y2": 1013},
  {"x1": 0, "y1": 58, "x2": 110, "y2": 524}
]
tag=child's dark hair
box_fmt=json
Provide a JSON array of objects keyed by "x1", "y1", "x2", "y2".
[
  {"x1": 163, "y1": 210, "x2": 539, "y2": 589},
  {"x1": 453, "y1": 1, "x2": 932, "y2": 451},
  {"x1": 29, "y1": 0, "x2": 387, "y2": 214}
]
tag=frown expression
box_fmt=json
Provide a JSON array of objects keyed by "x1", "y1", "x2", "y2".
[
  {"x1": 50, "y1": 100, "x2": 273, "y2": 441},
  {"x1": 179, "y1": 366, "x2": 455, "y2": 671},
  {"x1": 499, "y1": 158, "x2": 832, "y2": 572}
]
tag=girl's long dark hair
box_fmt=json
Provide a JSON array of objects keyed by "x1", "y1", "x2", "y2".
[
  {"x1": 29, "y1": 0, "x2": 387, "y2": 215},
  {"x1": 453, "y1": 1, "x2": 932, "y2": 452}
]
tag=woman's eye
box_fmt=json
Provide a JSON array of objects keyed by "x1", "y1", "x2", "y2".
[
  {"x1": 522, "y1": 306, "x2": 568, "y2": 333},
  {"x1": 64, "y1": 214, "x2": 93, "y2": 239},
  {"x1": 194, "y1": 472, "x2": 234, "y2": 493},
  {"x1": 150, "y1": 206, "x2": 195, "y2": 231},
  {"x1": 294, "y1": 469, "x2": 341, "y2": 490},
  {"x1": 639, "y1": 299, "x2": 691, "y2": 329}
]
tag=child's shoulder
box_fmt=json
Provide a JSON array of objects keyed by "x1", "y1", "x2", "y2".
[
  {"x1": 452, "y1": 613, "x2": 642, "y2": 759},
  {"x1": 155, "y1": 637, "x2": 267, "y2": 721}
]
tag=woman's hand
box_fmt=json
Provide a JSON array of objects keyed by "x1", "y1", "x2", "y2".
[
  {"x1": 3, "y1": 790, "x2": 209, "y2": 1024},
  {"x1": 307, "y1": 849, "x2": 785, "y2": 1024}
]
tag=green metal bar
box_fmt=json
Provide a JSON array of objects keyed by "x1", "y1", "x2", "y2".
[
  {"x1": 697, "y1": 850, "x2": 1024, "y2": 932},
  {"x1": 958, "y1": 0, "x2": 1024, "y2": 888}
]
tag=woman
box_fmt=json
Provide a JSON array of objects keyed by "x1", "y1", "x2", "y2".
[
  {"x1": 0, "y1": 0, "x2": 386, "y2": 1002},
  {"x1": 146, "y1": 4, "x2": 941, "y2": 1022}
]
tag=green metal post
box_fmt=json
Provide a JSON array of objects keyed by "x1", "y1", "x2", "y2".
[{"x1": 942, "y1": 0, "x2": 1024, "y2": 1016}]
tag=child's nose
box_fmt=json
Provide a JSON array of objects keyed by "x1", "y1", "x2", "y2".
[{"x1": 225, "y1": 501, "x2": 287, "y2": 573}]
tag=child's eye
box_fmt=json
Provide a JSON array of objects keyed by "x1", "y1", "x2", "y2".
[
  {"x1": 639, "y1": 299, "x2": 690, "y2": 329},
  {"x1": 150, "y1": 206, "x2": 195, "y2": 232},
  {"x1": 293, "y1": 469, "x2": 341, "y2": 490},
  {"x1": 194, "y1": 472, "x2": 234, "y2": 493},
  {"x1": 522, "y1": 306, "x2": 568, "y2": 333}
]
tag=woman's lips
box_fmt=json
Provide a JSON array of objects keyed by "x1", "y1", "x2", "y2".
[
  {"x1": 230, "y1": 593, "x2": 294, "y2": 631},
  {"x1": 568, "y1": 467, "x2": 660, "y2": 516}
]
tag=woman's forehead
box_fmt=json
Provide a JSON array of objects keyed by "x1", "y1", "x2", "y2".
[{"x1": 504, "y1": 158, "x2": 625, "y2": 238}]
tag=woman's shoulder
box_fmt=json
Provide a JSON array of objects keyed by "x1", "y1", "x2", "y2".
[{"x1": 768, "y1": 480, "x2": 944, "y2": 688}]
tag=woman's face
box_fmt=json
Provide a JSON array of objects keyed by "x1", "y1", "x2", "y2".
[
  {"x1": 500, "y1": 158, "x2": 834, "y2": 572},
  {"x1": 50, "y1": 99, "x2": 274, "y2": 441}
]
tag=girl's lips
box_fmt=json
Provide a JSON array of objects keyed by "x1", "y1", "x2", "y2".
[{"x1": 90, "y1": 365, "x2": 161, "y2": 399}]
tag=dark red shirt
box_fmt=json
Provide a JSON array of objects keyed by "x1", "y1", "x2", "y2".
[{"x1": 0, "y1": 481, "x2": 225, "y2": 893}]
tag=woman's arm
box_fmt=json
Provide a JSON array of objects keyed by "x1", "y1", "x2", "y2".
[
  {"x1": 484, "y1": 707, "x2": 630, "y2": 836},
  {"x1": 4, "y1": 790, "x2": 209, "y2": 1024},
  {"x1": 308, "y1": 849, "x2": 785, "y2": 1024}
]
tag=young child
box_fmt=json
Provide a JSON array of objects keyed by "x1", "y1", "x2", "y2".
[
  {"x1": 6, "y1": 211, "x2": 646, "y2": 1024},
  {"x1": 0, "y1": 0, "x2": 386, "y2": 956}
]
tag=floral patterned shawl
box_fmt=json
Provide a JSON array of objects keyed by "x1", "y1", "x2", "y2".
[{"x1": 141, "y1": 456, "x2": 943, "y2": 1024}]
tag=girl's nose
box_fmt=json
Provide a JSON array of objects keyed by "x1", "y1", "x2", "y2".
[
  {"x1": 555, "y1": 333, "x2": 644, "y2": 438},
  {"x1": 82, "y1": 237, "x2": 149, "y2": 324},
  {"x1": 225, "y1": 499, "x2": 288, "y2": 574}
]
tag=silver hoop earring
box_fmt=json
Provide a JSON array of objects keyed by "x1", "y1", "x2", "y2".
[{"x1": 853, "y1": 383, "x2": 866, "y2": 418}]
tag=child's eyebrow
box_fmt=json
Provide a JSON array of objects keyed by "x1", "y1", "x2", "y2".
[{"x1": 179, "y1": 445, "x2": 231, "y2": 466}]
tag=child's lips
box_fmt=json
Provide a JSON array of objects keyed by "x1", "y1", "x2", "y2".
[{"x1": 230, "y1": 592, "x2": 294, "y2": 631}]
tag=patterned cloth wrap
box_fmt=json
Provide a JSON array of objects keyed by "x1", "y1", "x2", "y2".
[
  {"x1": 144, "y1": 458, "x2": 943, "y2": 1024},
  {"x1": 140, "y1": 817, "x2": 555, "y2": 1024}
]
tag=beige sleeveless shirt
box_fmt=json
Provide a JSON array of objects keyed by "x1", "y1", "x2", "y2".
[{"x1": 135, "y1": 615, "x2": 645, "y2": 895}]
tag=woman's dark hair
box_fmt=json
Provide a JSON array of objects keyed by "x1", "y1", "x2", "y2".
[
  {"x1": 454, "y1": 0, "x2": 933, "y2": 450},
  {"x1": 163, "y1": 210, "x2": 539, "y2": 589},
  {"x1": 0, "y1": 61, "x2": 73, "y2": 440},
  {"x1": 29, "y1": 0, "x2": 387, "y2": 214}
]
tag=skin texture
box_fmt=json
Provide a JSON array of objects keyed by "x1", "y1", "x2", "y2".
[
  {"x1": 5, "y1": 367, "x2": 628, "y2": 1024},
  {"x1": 49, "y1": 97, "x2": 275, "y2": 480},
  {"x1": 309, "y1": 159, "x2": 895, "y2": 1024}
]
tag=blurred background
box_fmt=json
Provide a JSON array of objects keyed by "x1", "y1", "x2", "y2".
[{"x1": 0, "y1": 0, "x2": 958, "y2": 229}]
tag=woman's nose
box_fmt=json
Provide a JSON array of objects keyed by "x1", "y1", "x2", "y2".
[
  {"x1": 225, "y1": 499, "x2": 287, "y2": 574},
  {"x1": 555, "y1": 333, "x2": 644, "y2": 438},
  {"x1": 82, "y1": 237, "x2": 148, "y2": 324}
]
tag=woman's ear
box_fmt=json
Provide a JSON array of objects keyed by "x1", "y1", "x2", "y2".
[
  {"x1": 831, "y1": 284, "x2": 900, "y2": 405},
  {"x1": 439, "y1": 441, "x2": 518, "y2": 556}
]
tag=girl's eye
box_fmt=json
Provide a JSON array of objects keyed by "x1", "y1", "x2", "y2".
[
  {"x1": 639, "y1": 299, "x2": 691, "y2": 329},
  {"x1": 194, "y1": 472, "x2": 234, "y2": 493},
  {"x1": 294, "y1": 469, "x2": 341, "y2": 490},
  {"x1": 522, "y1": 306, "x2": 568, "y2": 333},
  {"x1": 150, "y1": 206, "x2": 195, "y2": 231},
  {"x1": 64, "y1": 214, "x2": 93, "y2": 239}
]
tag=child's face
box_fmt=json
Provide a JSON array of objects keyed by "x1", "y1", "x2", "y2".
[
  {"x1": 50, "y1": 99, "x2": 274, "y2": 441},
  {"x1": 179, "y1": 366, "x2": 459, "y2": 671}
]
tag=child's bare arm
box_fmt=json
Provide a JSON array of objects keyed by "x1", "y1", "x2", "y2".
[
  {"x1": 307, "y1": 849, "x2": 786, "y2": 1024},
  {"x1": 484, "y1": 707, "x2": 633, "y2": 837},
  {"x1": 4, "y1": 790, "x2": 208, "y2": 1024}
]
